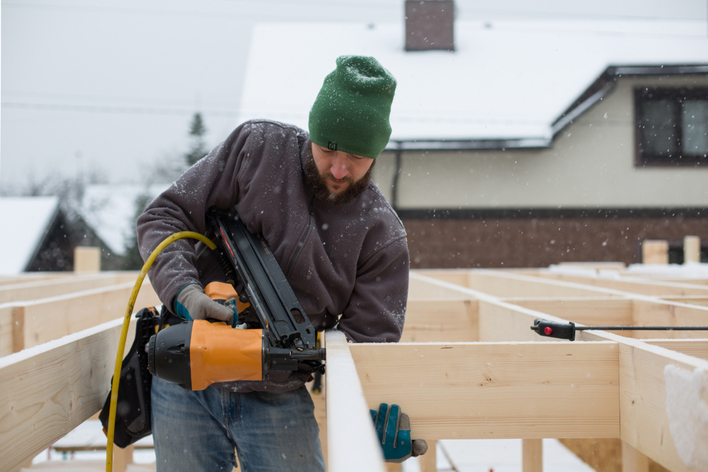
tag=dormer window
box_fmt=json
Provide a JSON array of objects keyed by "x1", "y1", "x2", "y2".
[{"x1": 635, "y1": 87, "x2": 708, "y2": 166}]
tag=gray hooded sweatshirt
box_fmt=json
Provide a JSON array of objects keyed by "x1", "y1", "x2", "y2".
[{"x1": 137, "y1": 120, "x2": 409, "y2": 392}]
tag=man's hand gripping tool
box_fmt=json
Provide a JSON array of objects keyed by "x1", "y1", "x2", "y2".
[{"x1": 147, "y1": 209, "x2": 326, "y2": 390}]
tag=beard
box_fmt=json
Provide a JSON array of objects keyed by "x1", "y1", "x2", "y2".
[{"x1": 305, "y1": 144, "x2": 375, "y2": 205}]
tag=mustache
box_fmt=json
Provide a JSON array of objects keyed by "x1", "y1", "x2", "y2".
[{"x1": 323, "y1": 173, "x2": 354, "y2": 185}]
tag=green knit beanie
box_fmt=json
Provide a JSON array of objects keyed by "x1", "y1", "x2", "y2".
[{"x1": 309, "y1": 56, "x2": 396, "y2": 159}]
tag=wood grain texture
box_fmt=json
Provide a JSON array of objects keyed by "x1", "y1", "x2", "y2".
[
  {"x1": 403, "y1": 299, "x2": 478, "y2": 342},
  {"x1": 579, "y1": 329, "x2": 708, "y2": 472},
  {"x1": 351, "y1": 341, "x2": 620, "y2": 439},
  {"x1": 0, "y1": 319, "x2": 123, "y2": 472},
  {"x1": 325, "y1": 330, "x2": 385, "y2": 472},
  {"x1": 16, "y1": 282, "x2": 160, "y2": 350}
]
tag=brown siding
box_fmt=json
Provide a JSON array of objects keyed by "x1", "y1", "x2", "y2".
[{"x1": 403, "y1": 215, "x2": 707, "y2": 269}]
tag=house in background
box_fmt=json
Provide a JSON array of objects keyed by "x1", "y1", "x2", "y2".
[
  {"x1": 0, "y1": 196, "x2": 112, "y2": 273},
  {"x1": 237, "y1": 0, "x2": 707, "y2": 269},
  {"x1": 78, "y1": 183, "x2": 170, "y2": 269}
]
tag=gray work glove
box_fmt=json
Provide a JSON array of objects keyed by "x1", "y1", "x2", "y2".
[{"x1": 174, "y1": 284, "x2": 235, "y2": 323}]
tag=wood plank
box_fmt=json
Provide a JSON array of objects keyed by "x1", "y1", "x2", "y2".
[
  {"x1": 74, "y1": 247, "x2": 101, "y2": 272},
  {"x1": 0, "y1": 319, "x2": 124, "y2": 472},
  {"x1": 478, "y1": 300, "x2": 545, "y2": 342},
  {"x1": 403, "y1": 299, "x2": 478, "y2": 342},
  {"x1": 621, "y1": 441, "x2": 649, "y2": 472},
  {"x1": 0, "y1": 273, "x2": 127, "y2": 305},
  {"x1": 408, "y1": 273, "x2": 472, "y2": 300},
  {"x1": 662, "y1": 296, "x2": 708, "y2": 307},
  {"x1": 643, "y1": 339, "x2": 708, "y2": 361},
  {"x1": 683, "y1": 236, "x2": 701, "y2": 264},
  {"x1": 409, "y1": 271, "x2": 570, "y2": 343},
  {"x1": 506, "y1": 298, "x2": 633, "y2": 327},
  {"x1": 418, "y1": 440, "x2": 436, "y2": 472},
  {"x1": 0, "y1": 273, "x2": 70, "y2": 287},
  {"x1": 631, "y1": 299, "x2": 708, "y2": 339},
  {"x1": 351, "y1": 341, "x2": 620, "y2": 440},
  {"x1": 411, "y1": 269, "x2": 471, "y2": 288},
  {"x1": 325, "y1": 330, "x2": 385, "y2": 472},
  {"x1": 14, "y1": 282, "x2": 160, "y2": 350},
  {"x1": 522, "y1": 439, "x2": 543, "y2": 472},
  {"x1": 531, "y1": 272, "x2": 708, "y2": 296},
  {"x1": 642, "y1": 240, "x2": 668, "y2": 265},
  {"x1": 0, "y1": 305, "x2": 14, "y2": 357},
  {"x1": 466, "y1": 270, "x2": 614, "y2": 298},
  {"x1": 578, "y1": 329, "x2": 708, "y2": 472}
]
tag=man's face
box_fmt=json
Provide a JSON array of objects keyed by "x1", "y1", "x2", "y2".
[{"x1": 306, "y1": 142, "x2": 375, "y2": 204}]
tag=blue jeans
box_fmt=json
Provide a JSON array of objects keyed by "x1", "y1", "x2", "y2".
[{"x1": 151, "y1": 376, "x2": 326, "y2": 472}]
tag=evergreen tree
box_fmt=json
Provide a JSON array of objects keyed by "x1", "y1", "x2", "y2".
[
  {"x1": 184, "y1": 112, "x2": 208, "y2": 167},
  {"x1": 122, "y1": 192, "x2": 153, "y2": 270}
]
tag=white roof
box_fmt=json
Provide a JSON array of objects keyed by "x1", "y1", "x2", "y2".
[
  {"x1": 0, "y1": 196, "x2": 60, "y2": 274},
  {"x1": 239, "y1": 19, "x2": 708, "y2": 142},
  {"x1": 80, "y1": 184, "x2": 169, "y2": 256}
]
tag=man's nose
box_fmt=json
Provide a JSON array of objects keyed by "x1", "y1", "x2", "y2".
[{"x1": 330, "y1": 154, "x2": 349, "y2": 180}]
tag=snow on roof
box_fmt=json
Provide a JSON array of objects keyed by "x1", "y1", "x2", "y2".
[
  {"x1": 0, "y1": 196, "x2": 60, "y2": 274},
  {"x1": 239, "y1": 19, "x2": 708, "y2": 142},
  {"x1": 80, "y1": 184, "x2": 169, "y2": 256}
]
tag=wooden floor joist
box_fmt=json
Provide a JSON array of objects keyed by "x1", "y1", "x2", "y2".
[{"x1": 1, "y1": 265, "x2": 707, "y2": 472}]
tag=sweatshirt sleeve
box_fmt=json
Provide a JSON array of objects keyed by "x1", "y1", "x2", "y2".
[
  {"x1": 337, "y1": 235, "x2": 409, "y2": 343},
  {"x1": 136, "y1": 122, "x2": 254, "y2": 310}
]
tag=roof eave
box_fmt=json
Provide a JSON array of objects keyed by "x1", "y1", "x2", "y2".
[
  {"x1": 551, "y1": 63, "x2": 708, "y2": 137},
  {"x1": 386, "y1": 137, "x2": 551, "y2": 152},
  {"x1": 388, "y1": 64, "x2": 708, "y2": 152}
]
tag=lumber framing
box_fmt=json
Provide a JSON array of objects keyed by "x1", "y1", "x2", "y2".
[
  {"x1": 1, "y1": 264, "x2": 707, "y2": 472},
  {"x1": 0, "y1": 281, "x2": 160, "y2": 355},
  {"x1": 0, "y1": 319, "x2": 125, "y2": 472}
]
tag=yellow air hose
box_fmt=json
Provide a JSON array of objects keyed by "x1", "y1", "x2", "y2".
[{"x1": 106, "y1": 231, "x2": 216, "y2": 472}]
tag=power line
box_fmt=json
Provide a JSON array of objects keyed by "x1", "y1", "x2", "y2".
[
  {"x1": 1, "y1": 101, "x2": 240, "y2": 116},
  {"x1": 3, "y1": 0, "x2": 703, "y2": 21}
]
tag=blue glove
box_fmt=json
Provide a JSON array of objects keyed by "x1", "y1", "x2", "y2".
[{"x1": 370, "y1": 403, "x2": 428, "y2": 462}]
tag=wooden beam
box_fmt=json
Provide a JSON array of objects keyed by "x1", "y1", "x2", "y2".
[
  {"x1": 631, "y1": 299, "x2": 708, "y2": 339},
  {"x1": 684, "y1": 236, "x2": 701, "y2": 264},
  {"x1": 418, "y1": 440, "x2": 436, "y2": 472},
  {"x1": 403, "y1": 299, "x2": 478, "y2": 342},
  {"x1": 662, "y1": 296, "x2": 708, "y2": 307},
  {"x1": 643, "y1": 339, "x2": 708, "y2": 360},
  {"x1": 622, "y1": 441, "x2": 649, "y2": 472},
  {"x1": 74, "y1": 247, "x2": 101, "y2": 272},
  {"x1": 522, "y1": 439, "x2": 543, "y2": 472},
  {"x1": 8, "y1": 282, "x2": 160, "y2": 352},
  {"x1": 530, "y1": 272, "x2": 708, "y2": 296},
  {"x1": 466, "y1": 270, "x2": 614, "y2": 298},
  {"x1": 325, "y1": 330, "x2": 385, "y2": 472},
  {"x1": 0, "y1": 306, "x2": 13, "y2": 357},
  {"x1": 0, "y1": 273, "x2": 130, "y2": 305},
  {"x1": 578, "y1": 329, "x2": 708, "y2": 472},
  {"x1": 0, "y1": 319, "x2": 124, "y2": 472},
  {"x1": 642, "y1": 240, "x2": 669, "y2": 265},
  {"x1": 409, "y1": 273, "x2": 472, "y2": 300},
  {"x1": 351, "y1": 341, "x2": 620, "y2": 439},
  {"x1": 506, "y1": 298, "x2": 633, "y2": 327},
  {"x1": 0, "y1": 273, "x2": 69, "y2": 287}
]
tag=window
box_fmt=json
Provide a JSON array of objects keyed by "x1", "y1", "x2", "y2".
[{"x1": 635, "y1": 87, "x2": 708, "y2": 166}]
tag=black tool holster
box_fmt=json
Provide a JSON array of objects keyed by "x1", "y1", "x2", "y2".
[{"x1": 99, "y1": 306, "x2": 162, "y2": 448}]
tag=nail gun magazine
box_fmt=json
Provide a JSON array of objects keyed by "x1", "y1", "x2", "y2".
[{"x1": 148, "y1": 208, "x2": 326, "y2": 390}]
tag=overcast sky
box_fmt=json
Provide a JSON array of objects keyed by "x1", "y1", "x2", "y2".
[{"x1": 2, "y1": 0, "x2": 706, "y2": 190}]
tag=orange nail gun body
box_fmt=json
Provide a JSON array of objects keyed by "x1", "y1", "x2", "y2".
[{"x1": 147, "y1": 209, "x2": 325, "y2": 391}]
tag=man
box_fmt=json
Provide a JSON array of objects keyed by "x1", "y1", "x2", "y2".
[{"x1": 137, "y1": 56, "x2": 420, "y2": 471}]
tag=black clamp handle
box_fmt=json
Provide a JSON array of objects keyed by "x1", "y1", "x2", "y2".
[{"x1": 530, "y1": 319, "x2": 576, "y2": 341}]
